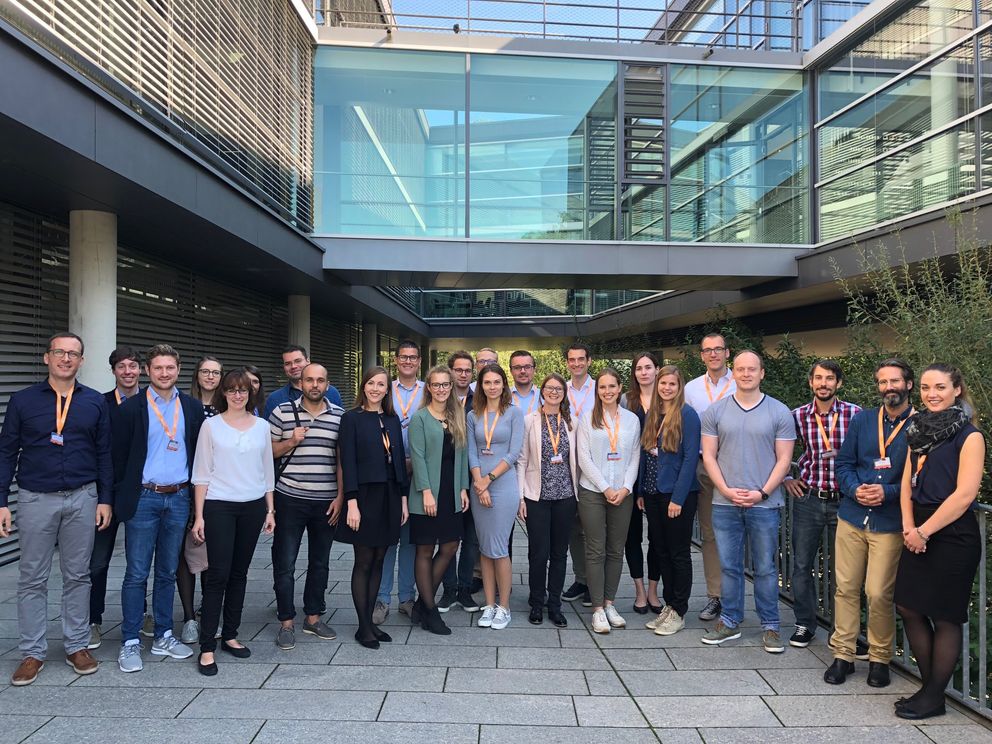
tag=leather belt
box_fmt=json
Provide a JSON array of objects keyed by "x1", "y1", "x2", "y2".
[
  {"x1": 141, "y1": 482, "x2": 189, "y2": 494},
  {"x1": 811, "y1": 488, "x2": 840, "y2": 501}
]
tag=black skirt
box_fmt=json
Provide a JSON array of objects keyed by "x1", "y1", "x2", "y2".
[
  {"x1": 409, "y1": 430, "x2": 464, "y2": 546},
  {"x1": 894, "y1": 504, "x2": 981, "y2": 623},
  {"x1": 335, "y1": 478, "x2": 402, "y2": 548}
]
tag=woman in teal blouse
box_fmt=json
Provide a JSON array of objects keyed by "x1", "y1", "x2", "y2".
[{"x1": 408, "y1": 366, "x2": 470, "y2": 635}]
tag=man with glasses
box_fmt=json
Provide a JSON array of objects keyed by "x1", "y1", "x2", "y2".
[
  {"x1": 684, "y1": 333, "x2": 736, "y2": 622},
  {"x1": 562, "y1": 342, "x2": 594, "y2": 606},
  {"x1": 374, "y1": 340, "x2": 424, "y2": 624},
  {"x1": 438, "y1": 351, "x2": 481, "y2": 613},
  {"x1": 263, "y1": 345, "x2": 343, "y2": 420},
  {"x1": 470, "y1": 347, "x2": 499, "y2": 392},
  {"x1": 1, "y1": 333, "x2": 112, "y2": 685},
  {"x1": 509, "y1": 350, "x2": 540, "y2": 414}
]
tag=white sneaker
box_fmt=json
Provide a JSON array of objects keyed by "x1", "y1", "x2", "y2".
[
  {"x1": 477, "y1": 605, "x2": 496, "y2": 628},
  {"x1": 491, "y1": 605, "x2": 511, "y2": 630},
  {"x1": 88, "y1": 623, "x2": 102, "y2": 650},
  {"x1": 645, "y1": 606, "x2": 670, "y2": 630},
  {"x1": 180, "y1": 619, "x2": 200, "y2": 645},
  {"x1": 151, "y1": 631, "x2": 194, "y2": 659},
  {"x1": 591, "y1": 609, "x2": 610, "y2": 634},
  {"x1": 605, "y1": 604, "x2": 626, "y2": 628},
  {"x1": 655, "y1": 609, "x2": 685, "y2": 636}
]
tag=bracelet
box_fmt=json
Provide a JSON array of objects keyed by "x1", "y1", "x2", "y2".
[
  {"x1": 916, "y1": 527, "x2": 929, "y2": 542},
  {"x1": 266, "y1": 509, "x2": 275, "y2": 515}
]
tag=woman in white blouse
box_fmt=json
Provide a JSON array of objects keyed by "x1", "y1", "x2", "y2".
[
  {"x1": 191, "y1": 369, "x2": 275, "y2": 675},
  {"x1": 577, "y1": 368, "x2": 642, "y2": 634}
]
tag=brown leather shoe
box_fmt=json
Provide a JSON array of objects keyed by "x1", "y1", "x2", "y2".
[
  {"x1": 65, "y1": 648, "x2": 99, "y2": 675},
  {"x1": 11, "y1": 657, "x2": 44, "y2": 686}
]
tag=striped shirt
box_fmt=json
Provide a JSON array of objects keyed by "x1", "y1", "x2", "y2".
[
  {"x1": 792, "y1": 398, "x2": 861, "y2": 491},
  {"x1": 268, "y1": 398, "x2": 343, "y2": 501}
]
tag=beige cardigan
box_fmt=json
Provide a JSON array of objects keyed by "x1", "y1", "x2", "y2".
[{"x1": 516, "y1": 409, "x2": 580, "y2": 501}]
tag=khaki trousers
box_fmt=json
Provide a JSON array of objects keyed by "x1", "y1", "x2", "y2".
[
  {"x1": 695, "y1": 462, "x2": 722, "y2": 598},
  {"x1": 829, "y1": 518, "x2": 902, "y2": 663}
]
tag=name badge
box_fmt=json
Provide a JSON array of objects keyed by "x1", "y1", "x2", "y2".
[
  {"x1": 911, "y1": 474, "x2": 919, "y2": 488},
  {"x1": 550, "y1": 454, "x2": 563, "y2": 464},
  {"x1": 50, "y1": 432, "x2": 64, "y2": 446},
  {"x1": 481, "y1": 448, "x2": 494, "y2": 456},
  {"x1": 873, "y1": 457, "x2": 891, "y2": 470},
  {"x1": 401, "y1": 417, "x2": 410, "y2": 428},
  {"x1": 167, "y1": 439, "x2": 180, "y2": 452},
  {"x1": 822, "y1": 450, "x2": 836, "y2": 460},
  {"x1": 607, "y1": 452, "x2": 621, "y2": 461}
]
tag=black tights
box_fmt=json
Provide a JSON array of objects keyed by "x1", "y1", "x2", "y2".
[
  {"x1": 898, "y1": 604, "x2": 962, "y2": 711},
  {"x1": 352, "y1": 545, "x2": 388, "y2": 642},
  {"x1": 177, "y1": 551, "x2": 197, "y2": 622},
  {"x1": 415, "y1": 541, "x2": 458, "y2": 610}
]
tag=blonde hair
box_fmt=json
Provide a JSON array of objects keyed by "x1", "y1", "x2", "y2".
[
  {"x1": 641, "y1": 365, "x2": 686, "y2": 453},
  {"x1": 422, "y1": 366, "x2": 467, "y2": 449}
]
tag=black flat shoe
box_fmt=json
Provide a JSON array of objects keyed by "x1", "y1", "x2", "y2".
[
  {"x1": 548, "y1": 610, "x2": 567, "y2": 628},
  {"x1": 372, "y1": 626, "x2": 392, "y2": 643},
  {"x1": 220, "y1": 642, "x2": 251, "y2": 659},
  {"x1": 866, "y1": 662, "x2": 890, "y2": 688},
  {"x1": 529, "y1": 608, "x2": 543, "y2": 625},
  {"x1": 648, "y1": 603, "x2": 663, "y2": 615},
  {"x1": 354, "y1": 630, "x2": 380, "y2": 650},
  {"x1": 632, "y1": 603, "x2": 649, "y2": 615},
  {"x1": 197, "y1": 653, "x2": 218, "y2": 676},
  {"x1": 823, "y1": 659, "x2": 855, "y2": 685},
  {"x1": 895, "y1": 701, "x2": 945, "y2": 720}
]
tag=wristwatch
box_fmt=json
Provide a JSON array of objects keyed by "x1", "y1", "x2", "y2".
[
  {"x1": 487, "y1": 472, "x2": 497, "y2": 482},
  {"x1": 758, "y1": 489, "x2": 769, "y2": 501}
]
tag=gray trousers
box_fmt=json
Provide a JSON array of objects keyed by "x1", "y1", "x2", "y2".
[
  {"x1": 578, "y1": 486, "x2": 634, "y2": 607},
  {"x1": 17, "y1": 483, "x2": 97, "y2": 659}
]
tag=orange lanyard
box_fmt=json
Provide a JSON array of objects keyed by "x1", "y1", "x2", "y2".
[
  {"x1": 483, "y1": 410, "x2": 501, "y2": 451},
  {"x1": 114, "y1": 389, "x2": 123, "y2": 405},
  {"x1": 54, "y1": 387, "x2": 74, "y2": 436},
  {"x1": 705, "y1": 374, "x2": 731, "y2": 403},
  {"x1": 544, "y1": 413, "x2": 562, "y2": 457},
  {"x1": 459, "y1": 395, "x2": 467, "y2": 408},
  {"x1": 393, "y1": 381, "x2": 419, "y2": 420},
  {"x1": 815, "y1": 410, "x2": 839, "y2": 452},
  {"x1": 877, "y1": 407, "x2": 911, "y2": 459},
  {"x1": 379, "y1": 418, "x2": 391, "y2": 455},
  {"x1": 514, "y1": 388, "x2": 538, "y2": 414},
  {"x1": 914, "y1": 454, "x2": 927, "y2": 481},
  {"x1": 603, "y1": 409, "x2": 621, "y2": 453},
  {"x1": 147, "y1": 389, "x2": 180, "y2": 440},
  {"x1": 568, "y1": 382, "x2": 592, "y2": 418}
]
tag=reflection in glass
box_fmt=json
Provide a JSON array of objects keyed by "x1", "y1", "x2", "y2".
[{"x1": 622, "y1": 184, "x2": 665, "y2": 241}]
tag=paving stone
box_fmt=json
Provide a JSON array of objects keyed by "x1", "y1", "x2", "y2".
[
  {"x1": 917, "y1": 724, "x2": 992, "y2": 743},
  {"x1": 480, "y1": 724, "x2": 662, "y2": 743},
  {"x1": 0, "y1": 715, "x2": 50, "y2": 743},
  {"x1": 254, "y1": 721, "x2": 480, "y2": 743},
  {"x1": 558, "y1": 629, "x2": 597, "y2": 648},
  {"x1": 199, "y1": 640, "x2": 340, "y2": 665},
  {"x1": 180, "y1": 689, "x2": 383, "y2": 721},
  {"x1": 21, "y1": 717, "x2": 263, "y2": 743},
  {"x1": 72, "y1": 660, "x2": 275, "y2": 688},
  {"x1": 764, "y1": 695, "x2": 972, "y2": 726},
  {"x1": 444, "y1": 668, "x2": 587, "y2": 695},
  {"x1": 667, "y1": 646, "x2": 825, "y2": 670},
  {"x1": 637, "y1": 695, "x2": 781, "y2": 727},
  {"x1": 602, "y1": 648, "x2": 675, "y2": 671},
  {"x1": 573, "y1": 695, "x2": 649, "y2": 727},
  {"x1": 406, "y1": 626, "x2": 562, "y2": 647},
  {"x1": 0, "y1": 686, "x2": 197, "y2": 717},
  {"x1": 757, "y1": 667, "x2": 919, "y2": 695},
  {"x1": 332, "y1": 644, "x2": 495, "y2": 668},
  {"x1": 656, "y1": 730, "x2": 705, "y2": 744},
  {"x1": 379, "y1": 691, "x2": 576, "y2": 725},
  {"x1": 0, "y1": 658, "x2": 83, "y2": 686},
  {"x1": 698, "y1": 726, "x2": 935, "y2": 743},
  {"x1": 620, "y1": 669, "x2": 773, "y2": 696},
  {"x1": 583, "y1": 670, "x2": 628, "y2": 695},
  {"x1": 498, "y1": 647, "x2": 610, "y2": 670},
  {"x1": 264, "y1": 664, "x2": 445, "y2": 692}
]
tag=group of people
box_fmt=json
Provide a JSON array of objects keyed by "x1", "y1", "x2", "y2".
[{"x1": 0, "y1": 332, "x2": 983, "y2": 721}]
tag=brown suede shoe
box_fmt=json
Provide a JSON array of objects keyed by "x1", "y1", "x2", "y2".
[
  {"x1": 11, "y1": 657, "x2": 44, "y2": 686},
  {"x1": 65, "y1": 648, "x2": 99, "y2": 675}
]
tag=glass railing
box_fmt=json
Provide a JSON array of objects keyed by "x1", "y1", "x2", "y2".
[{"x1": 386, "y1": 288, "x2": 662, "y2": 318}]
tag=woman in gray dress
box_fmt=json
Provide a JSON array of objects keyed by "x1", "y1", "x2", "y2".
[{"x1": 468, "y1": 364, "x2": 524, "y2": 630}]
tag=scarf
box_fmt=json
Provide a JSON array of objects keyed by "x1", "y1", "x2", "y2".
[{"x1": 905, "y1": 404, "x2": 971, "y2": 455}]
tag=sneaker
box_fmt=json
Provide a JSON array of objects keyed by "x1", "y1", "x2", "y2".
[
  {"x1": 118, "y1": 643, "x2": 143, "y2": 673},
  {"x1": 139, "y1": 613, "x2": 155, "y2": 637},
  {"x1": 605, "y1": 604, "x2": 626, "y2": 628},
  {"x1": 477, "y1": 605, "x2": 496, "y2": 628},
  {"x1": 398, "y1": 599, "x2": 415, "y2": 618},
  {"x1": 303, "y1": 620, "x2": 337, "y2": 640},
  {"x1": 591, "y1": 609, "x2": 610, "y2": 634},
  {"x1": 372, "y1": 601, "x2": 389, "y2": 625},
  {"x1": 655, "y1": 609, "x2": 685, "y2": 636},
  {"x1": 645, "y1": 606, "x2": 671, "y2": 631},
  {"x1": 88, "y1": 623, "x2": 102, "y2": 650},
  {"x1": 701, "y1": 621, "x2": 741, "y2": 645},
  {"x1": 180, "y1": 619, "x2": 200, "y2": 645},
  {"x1": 437, "y1": 589, "x2": 457, "y2": 613},
  {"x1": 789, "y1": 624, "x2": 814, "y2": 648},
  {"x1": 855, "y1": 638, "x2": 870, "y2": 660},
  {"x1": 581, "y1": 590, "x2": 592, "y2": 607},
  {"x1": 562, "y1": 581, "x2": 587, "y2": 602},
  {"x1": 151, "y1": 632, "x2": 194, "y2": 659},
  {"x1": 491, "y1": 605, "x2": 511, "y2": 630},
  {"x1": 276, "y1": 625, "x2": 296, "y2": 650},
  {"x1": 457, "y1": 588, "x2": 480, "y2": 612},
  {"x1": 698, "y1": 597, "x2": 722, "y2": 621},
  {"x1": 763, "y1": 629, "x2": 786, "y2": 654}
]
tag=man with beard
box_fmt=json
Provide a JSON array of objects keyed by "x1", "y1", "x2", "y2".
[
  {"x1": 783, "y1": 360, "x2": 860, "y2": 649},
  {"x1": 826, "y1": 359, "x2": 915, "y2": 688},
  {"x1": 263, "y1": 345, "x2": 343, "y2": 419}
]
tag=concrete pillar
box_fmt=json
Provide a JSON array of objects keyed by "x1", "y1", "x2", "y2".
[
  {"x1": 68, "y1": 210, "x2": 117, "y2": 391},
  {"x1": 288, "y1": 295, "x2": 311, "y2": 353},
  {"x1": 362, "y1": 321, "x2": 378, "y2": 371}
]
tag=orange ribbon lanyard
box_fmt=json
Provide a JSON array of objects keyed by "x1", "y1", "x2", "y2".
[
  {"x1": 55, "y1": 387, "x2": 74, "y2": 437},
  {"x1": 568, "y1": 384, "x2": 591, "y2": 418},
  {"x1": 604, "y1": 410, "x2": 621, "y2": 454},
  {"x1": 459, "y1": 395, "x2": 467, "y2": 408},
  {"x1": 914, "y1": 454, "x2": 927, "y2": 481},
  {"x1": 147, "y1": 389, "x2": 180, "y2": 440},
  {"x1": 815, "y1": 410, "x2": 839, "y2": 452},
  {"x1": 483, "y1": 410, "x2": 501, "y2": 451},
  {"x1": 394, "y1": 381, "x2": 418, "y2": 420},
  {"x1": 114, "y1": 389, "x2": 122, "y2": 405},
  {"x1": 705, "y1": 374, "x2": 731, "y2": 403},
  {"x1": 545, "y1": 413, "x2": 562, "y2": 458},
  {"x1": 877, "y1": 407, "x2": 910, "y2": 460},
  {"x1": 379, "y1": 416, "x2": 391, "y2": 455}
]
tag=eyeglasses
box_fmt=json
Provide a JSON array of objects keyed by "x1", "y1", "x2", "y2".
[
  {"x1": 510, "y1": 364, "x2": 535, "y2": 372},
  {"x1": 543, "y1": 387, "x2": 564, "y2": 395},
  {"x1": 429, "y1": 381, "x2": 452, "y2": 390},
  {"x1": 199, "y1": 369, "x2": 222, "y2": 377},
  {"x1": 701, "y1": 346, "x2": 727, "y2": 355},
  {"x1": 48, "y1": 349, "x2": 82, "y2": 360},
  {"x1": 451, "y1": 367, "x2": 472, "y2": 374},
  {"x1": 224, "y1": 388, "x2": 249, "y2": 396},
  {"x1": 396, "y1": 354, "x2": 419, "y2": 362}
]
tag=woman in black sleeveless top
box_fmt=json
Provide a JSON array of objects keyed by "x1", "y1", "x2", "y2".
[{"x1": 893, "y1": 364, "x2": 985, "y2": 720}]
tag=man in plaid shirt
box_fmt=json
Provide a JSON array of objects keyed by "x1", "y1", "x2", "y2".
[{"x1": 783, "y1": 360, "x2": 860, "y2": 648}]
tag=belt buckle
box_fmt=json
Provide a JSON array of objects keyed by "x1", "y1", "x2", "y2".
[{"x1": 816, "y1": 489, "x2": 836, "y2": 501}]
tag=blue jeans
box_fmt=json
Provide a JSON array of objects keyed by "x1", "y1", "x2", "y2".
[
  {"x1": 377, "y1": 521, "x2": 415, "y2": 604},
  {"x1": 711, "y1": 504, "x2": 781, "y2": 630},
  {"x1": 442, "y1": 507, "x2": 479, "y2": 593},
  {"x1": 121, "y1": 488, "x2": 190, "y2": 643},
  {"x1": 790, "y1": 494, "x2": 838, "y2": 628}
]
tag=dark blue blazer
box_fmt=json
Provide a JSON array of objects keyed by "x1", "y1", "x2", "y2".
[
  {"x1": 637, "y1": 403, "x2": 701, "y2": 507},
  {"x1": 339, "y1": 408, "x2": 408, "y2": 498},
  {"x1": 111, "y1": 389, "x2": 205, "y2": 522}
]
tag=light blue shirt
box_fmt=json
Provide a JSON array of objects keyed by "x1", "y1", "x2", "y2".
[
  {"x1": 392, "y1": 379, "x2": 424, "y2": 451},
  {"x1": 142, "y1": 388, "x2": 188, "y2": 485},
  {"x1": 567, "y1": 376, "x2": 595, "y2": 422},
  {"x1": 511, "y1": 386, "x2": 541, "y2": 415}
]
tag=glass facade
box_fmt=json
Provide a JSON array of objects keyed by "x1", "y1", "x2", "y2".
[{"x1": 393, "y1": 288, "x2": 661, "y2": 318}]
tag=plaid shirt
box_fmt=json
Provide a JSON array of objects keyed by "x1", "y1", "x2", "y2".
[{"x1": 792, "y1": 399, "x2": 861, "y2": 490}]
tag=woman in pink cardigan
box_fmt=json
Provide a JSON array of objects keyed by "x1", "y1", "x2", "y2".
[{"x1": 516, "y1": 373, "x2": 579, "y2": 628}]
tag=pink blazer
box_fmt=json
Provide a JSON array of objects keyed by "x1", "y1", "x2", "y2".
[{"x1": 516, "y1": 410, "x2": 580, "y2": 501}]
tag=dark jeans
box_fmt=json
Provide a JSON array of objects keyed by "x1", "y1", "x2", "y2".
[
  {"x1": 525, "y1": 497, "x2": 576, "y2": 612},
  {"x1": 643, "y1": 492, "x2": 697, "y2": 617},
  {"x1": 271, "y1": 492, "x2": 334, "y2": 621},
  {"x1": 625, "y1": 496, "x2": 661, "y2": 581},
  {"x1": 790, "y1": 493, "x2": 839, "y2": 628},
  {"x1": 442, "y1": 506, "x2": 479, "y2": 593},
  {"x1": 89, "y1": 515, "x2": 122, "y2": 625},
  {"x1": 199, "y1": 498, "x2": 265, "y2": 653}
]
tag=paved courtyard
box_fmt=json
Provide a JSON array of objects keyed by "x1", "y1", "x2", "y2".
[{"x1": 1, "y1": 526, "x2": 991, "y2": 743}]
